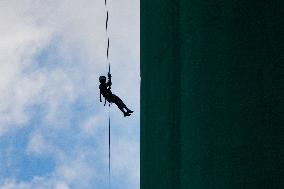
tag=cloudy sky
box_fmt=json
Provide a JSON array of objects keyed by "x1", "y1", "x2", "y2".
[{"x1": 0, "y1": 0, "x2": 140, "y2": 189}]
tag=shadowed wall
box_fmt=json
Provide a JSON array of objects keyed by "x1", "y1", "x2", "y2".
[{"x1": 141, "y1": 1, "x2": 284, "y2": 189}]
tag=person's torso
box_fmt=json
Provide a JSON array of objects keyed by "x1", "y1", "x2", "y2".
[{"x1": 100, "y1": 83, "x2": 112, "y2": 98}]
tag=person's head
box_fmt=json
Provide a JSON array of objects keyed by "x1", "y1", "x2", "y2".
[{"x1": 99, "y1": 76, "x2": 106, "y2": 83}]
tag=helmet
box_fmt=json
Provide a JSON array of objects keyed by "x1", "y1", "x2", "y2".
[{"x1": 99, "y1": 76, "x2": 106, "y2": 83}]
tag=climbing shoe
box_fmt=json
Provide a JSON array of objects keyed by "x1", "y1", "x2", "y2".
[{"x1": 124, "y1": 112, "x2": 131, "y2": 117}]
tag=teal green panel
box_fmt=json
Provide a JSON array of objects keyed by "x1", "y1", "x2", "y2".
[{"x1": 141, "y1": 1, "x2": 284, "y2": 189}]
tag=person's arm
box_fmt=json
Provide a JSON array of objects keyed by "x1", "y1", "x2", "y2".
[
  {"x1": 99, "y1": 86, "x2": 102, "y2": 102},
  {"x1": 107, "y1": 72, "x2": 112, "y2": 87}
]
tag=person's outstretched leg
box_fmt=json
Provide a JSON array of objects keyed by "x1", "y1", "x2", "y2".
[
  {"x1": 118, "y1": 106, "x2": 131, "y2": 117},
  {"x1": 125, "y1": 107, "x2": 133, "y2": 113},
  {"x1": 119, "y1": 100, "x2": 133, "y2": 113},
  {"x1": 111, "y1": 94, "x2": 131, "y2": 117},
  {"x1": 114, "y1": 95, "x2": 133, "y2": 113},
  {"x1": 118, "y1": 99, "x2": 133, "y2": 114}
]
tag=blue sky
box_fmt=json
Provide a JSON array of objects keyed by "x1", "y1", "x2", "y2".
[{"x1": 0, "y1": 0, "x2": 140, "y2": 189}]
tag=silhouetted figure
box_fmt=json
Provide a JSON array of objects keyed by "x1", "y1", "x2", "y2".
[{"x1": 99, "y1": 73, "x2": 133, "y2": 117}]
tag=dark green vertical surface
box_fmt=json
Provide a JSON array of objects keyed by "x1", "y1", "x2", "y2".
[
  {"x1": 141, "y1": 1, "x2": 284, "y2": 189},
  {"x1": 141, "y1": 0, "x2": 181, "y2": 188}
]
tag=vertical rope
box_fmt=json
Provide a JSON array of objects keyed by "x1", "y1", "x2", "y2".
[
  {"x1": 105, "y1": 0, "x2": 111, "y2": 188},
  {"x1": 108, "y1": 111, "x2": 111, "y2": 189},
  {"x1": 105, "y1": 0, "x2": 110, "y2": 71}
]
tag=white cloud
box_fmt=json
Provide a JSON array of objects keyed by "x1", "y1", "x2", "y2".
[
  {"x1": 80, "y1": 115, "x2": 102, "y2": 136},
  {"x1": 54, "y1": 182, "x2": 69, "y2": 189},
  {"x1": 0, "y1": 177, "x2": 66, "y2": 189},
  {"x1": 0, "y1": 180, "x2": 29, "y2": 189},
  {"x1": 0, "y1": 0, "x2": 139, "y2": 188},
  {"x1": 26, "y1": 132, "x2": 46, "y2": 154},
  {"x1": 112, "y1": 137, "x2": 140, "y2": 186},
  {"x1": 0, "y1": 0, "x2": 53, "y2": 134}
]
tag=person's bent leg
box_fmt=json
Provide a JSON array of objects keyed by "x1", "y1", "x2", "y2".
[
  {"x1": 114, "y1": 95, "x2": 133, "y2": 113},
  {"x1": 117, "y1": 104, "x2": 131, "y2": 117},
  {"x1": 119, "y1": 100, "x2": 133, "y2": 113},
  {"x1": 112, "y1": 95, "x2": 131, "y2": 116}
]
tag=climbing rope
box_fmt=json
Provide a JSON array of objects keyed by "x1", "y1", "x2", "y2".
[
  {"x1": 108, "y1": 111, "x2": 111, "y2": 188},
  {"x1": 105, "y1": 0, "x2": 110, "y2": 72},
  {"x1": 104, "y1": 0, "x2": 111, "y2": 188}
]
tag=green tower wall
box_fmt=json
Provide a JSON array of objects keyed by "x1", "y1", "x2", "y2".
[{"x1": 141, "y1": 1, "x2": 283, "y2": 189}]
